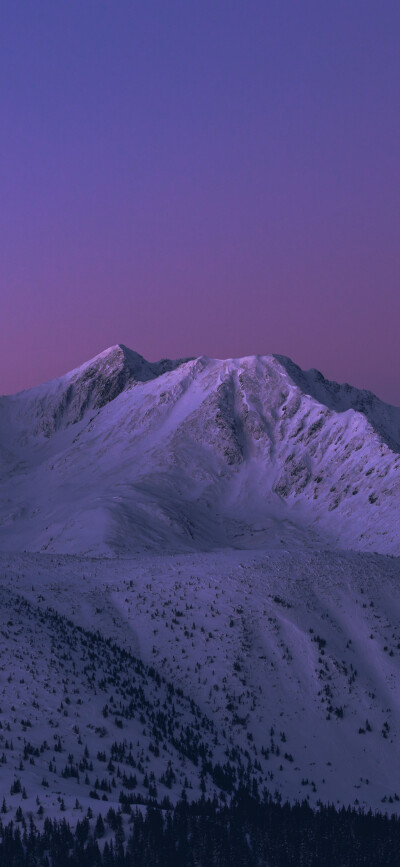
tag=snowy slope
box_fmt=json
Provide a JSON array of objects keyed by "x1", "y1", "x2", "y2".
[
  {"x1": 1, "y1": 549, "x2": 400, "y2": 822},
  {"x1": 0, "y1": 345, "x2": 399, "y2": 555}
]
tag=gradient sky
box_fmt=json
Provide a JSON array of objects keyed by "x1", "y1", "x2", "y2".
[{"x1": 0, "y1": 1, "x2": 399, "y2": 402}]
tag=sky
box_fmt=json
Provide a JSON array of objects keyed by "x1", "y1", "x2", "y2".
[{"x1": 0, "y1": 1, "x2": 399, "y2": 402}]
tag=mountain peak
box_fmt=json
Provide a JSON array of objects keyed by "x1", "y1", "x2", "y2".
[
  {"x1": 67, "y1": 343, "x2": 193, "y2": 385},
  {"x1": 1, "y1": 347, "x2": 400, "y2": 556},
  {"x1": 274, "y1": 354, "x2": 400, "y2": 452},
  {"x1": 8, "y1": 345, "x2": 193, "y2": 437}
]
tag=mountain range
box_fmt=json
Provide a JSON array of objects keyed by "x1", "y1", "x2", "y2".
[{"x1": 0, "y1": 343, "x2": 399, "y2": 556}]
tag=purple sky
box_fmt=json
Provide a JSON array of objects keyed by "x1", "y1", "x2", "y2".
[{"x1": 0, "y1": 1, "x2": 399, "y2": 402}]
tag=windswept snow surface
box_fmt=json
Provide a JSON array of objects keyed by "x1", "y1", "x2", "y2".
[{"x1": 0, "y1": 346, "x2": 400, "y2": 825}]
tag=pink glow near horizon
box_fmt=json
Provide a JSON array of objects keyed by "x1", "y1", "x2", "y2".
[{"x1": 0, "y1": 2, "x2": 399, "y2": 403}]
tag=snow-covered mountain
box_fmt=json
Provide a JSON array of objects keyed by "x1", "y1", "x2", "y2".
[
  {"x1": 0, "y1": 344, "x2": 399, "y2": 555},
  {"x1": 0, "y1": 346, "x2": 400, "y2": 828}
]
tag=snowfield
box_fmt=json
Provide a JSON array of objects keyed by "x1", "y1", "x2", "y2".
[{"x1": 0, "y1": 345, "x2": 399, "y2": 828}]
